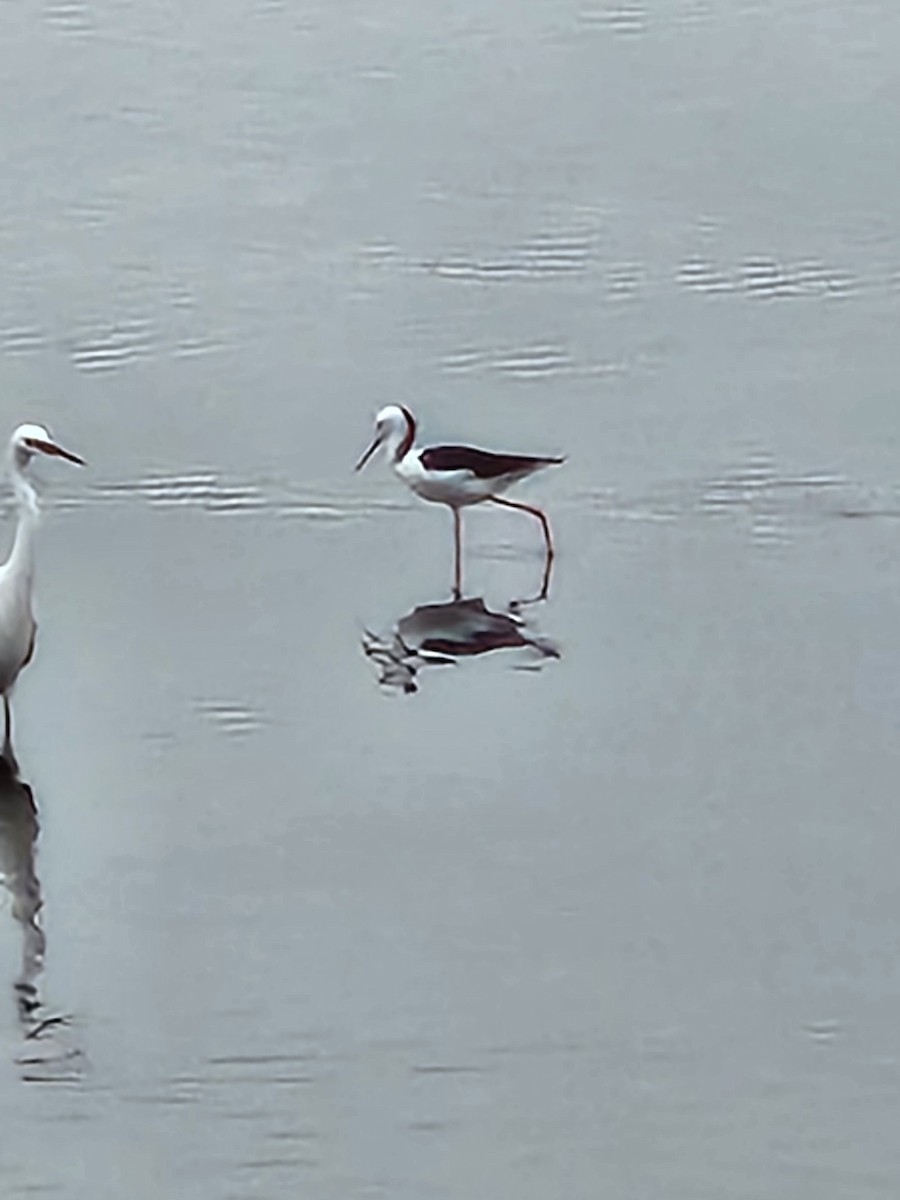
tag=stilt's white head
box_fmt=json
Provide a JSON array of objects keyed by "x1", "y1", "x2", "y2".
[
  {"x1": 355, "y1": 406, "x2": 416, "y2": 471},
  {"x1": 10, "y1": 425, "x2": 85, "y2": 472}
]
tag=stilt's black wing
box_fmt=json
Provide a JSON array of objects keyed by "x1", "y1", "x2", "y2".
[{"x1": 419, "y1": 445, "x2": 564, "y2": 479}]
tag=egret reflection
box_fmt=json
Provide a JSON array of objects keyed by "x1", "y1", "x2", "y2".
[
  {"x1": 363, "y1": 595, "x2": 560, "y2": 693},
  {"x1": 0, "y1": 756, "x2": 44, "y2": 1023},
  {"x1": 0, "y1": 754, "x2": 78, "y2": 1078}
]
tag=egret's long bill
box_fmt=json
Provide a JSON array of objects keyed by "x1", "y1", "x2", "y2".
[
  {"x1": 24, "y1": 436, "x2": 85, "y2": 466},
  {"x1": 355, "y1": 433, "x2": 382, "y2": 471}
]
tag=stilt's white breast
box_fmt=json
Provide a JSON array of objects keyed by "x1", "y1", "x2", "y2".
[{"x1": 394, "y1": 452, "x2": 494, "y2": 507}]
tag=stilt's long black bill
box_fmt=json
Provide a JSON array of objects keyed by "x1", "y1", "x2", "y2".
[{"x1": 355, "y1": 437, "x2": 381, "y2": 471}]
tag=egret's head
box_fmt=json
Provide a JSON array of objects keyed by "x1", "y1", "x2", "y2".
[
  {"x1": 355, "y1": 405, "x2": 416, "y2": 470},
  {"x1": 11, "y1": 424, "x2": 86, "y2": 471}
]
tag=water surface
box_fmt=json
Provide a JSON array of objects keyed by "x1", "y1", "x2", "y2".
[{"x1": 1, "y1": 0, "x2": 900, "y2": 1196}]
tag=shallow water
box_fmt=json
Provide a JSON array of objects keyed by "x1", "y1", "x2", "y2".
[{"x1": 1, "y1": 0, "x2": 900, "y2": 1195}]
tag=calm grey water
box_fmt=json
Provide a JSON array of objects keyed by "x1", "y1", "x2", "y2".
[{"x1": 1, "y1": 0, "x2": 900, "y2": 1195}]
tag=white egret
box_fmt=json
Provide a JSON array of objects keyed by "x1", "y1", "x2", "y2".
[{"x1": 0, "y1": 425, "x2": 84, "y2": 761}]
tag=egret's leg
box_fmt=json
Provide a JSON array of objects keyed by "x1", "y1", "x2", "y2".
[
  {"x1": 488, "y1": 495, "x2": 555, "y2": 600},
  {"x1": 2, "y1": 694, "x2": 15, "y2": 770},
  {"x1": 452, "y1": 508, "x2": 463, "y2": 600}
]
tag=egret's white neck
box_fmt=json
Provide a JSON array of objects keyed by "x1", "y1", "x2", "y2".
[{"x1": 7, "y1": 461, "x2": 40, "y2": 584}]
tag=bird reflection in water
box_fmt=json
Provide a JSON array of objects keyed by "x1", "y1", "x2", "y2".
[
  {"x1": 363, "y1": 595, "x2": 560, "y2": 693},
  {"x1": 0, "y1": 754, "x2": 80, "y2": 1079}
]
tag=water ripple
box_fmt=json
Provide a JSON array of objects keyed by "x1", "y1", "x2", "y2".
[
  {"x1": 42, "y1": 0, "x2": 94, "y2": 35},
  {"x1": 696, "y1": 457, "x2": 856, "y2": 548},
  {"x1": 803, "y1": 1019, "x2": 842, "y2": 1044},
  {"x1": 441, "y1": 343, "x2": 624, "y2": 381},
  {"x1": 71, "y1": 474, "x2": 410, "y2": 522},
  {"x1": 192, "y1": 699, "x2": 265, "y2": 740},
  {"x1": 423, "y1": 229, "x2": 595, "y2": 283},
  {"x1": 238, "y1": 1157, "x2": 317, "y2": 1171},
  {"x1": 605, "y1": 262, "x2": 645, "y2": 303},
  {"x1": 208, "y1": 1054, "x2": 320, "y2": 1066},
  {"x1": 126, "y1": 1054, "x2": 324, "y2": 1113},
  {"x1": 579, "y1": 1, "x2": 648, "y2": 34},
  {"x1": 182, "y1": 1072, "x2": 315, "y2": 1088},
  {"x1": 676, "y1": 258, "x2": 734, "y2": 295},
  {"x1": 0, "y1": 326, "x2": 46, "y2": 357},
  {"x1": 577, "y1": 458, "x2": 855, "y2": 545},
  {"x1": 66, "y1": 192, "x2": 121, "y2": 230},
  {"x1": 411, "y1": 1062, "x2": 489, "y2": 1075},
  {"x1": 492, "y1": 344, "x2": 572, "y2": 378},
  {"x1": 678, "y1": 256, "x2": 859, "y2": 299},
  {"x1": 173, "y1": 334, "x2": 228, "y2": 359},
  {"x1": 68, "y1": 320, "x2": 157, "y2": 373},
  {"x1": 88, "y1": 473, "x2": 257, "y2": 511}
]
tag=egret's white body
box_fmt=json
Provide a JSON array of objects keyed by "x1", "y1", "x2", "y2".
[
  {"x1": 0, "y1": 425, "x2": 84, "y2": 761},
  {"x1": 356, "y1": 405, "x2": 564, "y2": 598}
]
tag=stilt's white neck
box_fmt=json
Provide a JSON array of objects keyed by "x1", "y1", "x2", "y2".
[
  {"x1": 386, "y1": 408, "x2": 416, "y2": 464},
  {"x1": 385, "y1": 426, "x2": 406, "y2": 463}
]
